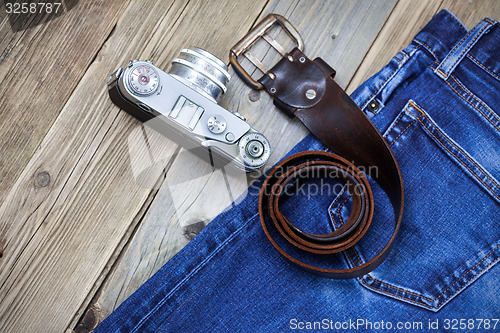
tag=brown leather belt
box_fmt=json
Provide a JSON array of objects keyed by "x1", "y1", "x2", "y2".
[{"x1": 231, "y1": 14, "x2": 404, "y2": 279}]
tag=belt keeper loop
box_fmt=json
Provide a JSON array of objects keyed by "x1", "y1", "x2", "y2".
[{"x1": 434, "y1": 18, "x2": 496, "y2": 80}]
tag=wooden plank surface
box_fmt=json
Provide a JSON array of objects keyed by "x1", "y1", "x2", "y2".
[
  {"x1": 0, "y1": 0, "x2": 130, "y2": 206},
  {"x1": 0, "y1": 1, "x2": 270, "y2": 332},
  {"x1": 0, "y1": 0, "x2": 498, "y2": 332},
  {"x1": 347, "y1": 0, "x2": 500, "y2": 93},
  {"x1": 89, "y1": 0, "x2": 500, "y2": 329},
  {"x1": 83, "y1": 0, "x2": 399, "y2": 330}
]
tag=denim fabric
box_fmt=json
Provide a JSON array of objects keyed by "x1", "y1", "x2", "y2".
[{"x1": 96, "y1": 10, "x2": 500, "y2": 332}]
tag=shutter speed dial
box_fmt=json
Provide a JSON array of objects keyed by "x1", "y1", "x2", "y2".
[
  {"x1": 237, "y1": 132, "x2": 271, "y2": 169},
  {"x1": 127, "y1": 64, "x2": 159, "y2": 96},
  {"x1": 207, "y1": 115, "x2": 227, "y2": 134}
]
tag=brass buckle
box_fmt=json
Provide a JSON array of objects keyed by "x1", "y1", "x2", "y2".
[{"x1": 230, "y1": 14, "x2": 304, "y2": 90}]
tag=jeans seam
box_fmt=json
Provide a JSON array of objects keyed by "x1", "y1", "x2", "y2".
[
  {"x1": 409, "y1": 102, "x2": 500, "y2": 201},
  {"x1": 448, "y1": 75, "x2": 500, "y2": 131},
  {"x1": 436, "y1": 22, "x2": 489, "y2": 77},
  {"x1": 429, "y1": 63, "x2": 500, "y2": 134},
  {"x1": 413, "y1": 37, "x2": 439, "y2": 61},
  {"x1": 466, "y1": 53, "x2": 500, "y2": 81},
  {"x1": 352, "y1": 243, "x2": 500, "y2": 310},
  {"x1": 360, "y1": 51, "x2": 408, "y2": 110},
  {"x1": 130, "y1": 212, "x2": 259, "y2": 333}
]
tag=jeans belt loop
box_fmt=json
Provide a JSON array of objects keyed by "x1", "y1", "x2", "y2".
[{"x1": 434, "y1": 18, "x2": 497, "y2": 81}]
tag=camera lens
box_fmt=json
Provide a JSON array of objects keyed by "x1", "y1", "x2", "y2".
[{"x1": 169, "y1": 47, "x2": 230, "y2": 102}]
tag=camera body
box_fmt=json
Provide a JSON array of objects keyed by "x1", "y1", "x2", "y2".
[{"x1": 107, "y1": 47, "x2": 271, "y2": 171}]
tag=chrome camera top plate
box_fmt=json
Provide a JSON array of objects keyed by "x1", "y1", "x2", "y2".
[{"x1": 107, "y1": 47, "x2": 271, "y2": 171}]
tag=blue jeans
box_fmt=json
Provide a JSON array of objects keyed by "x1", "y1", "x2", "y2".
[{"x1": 96, "y1": 10, "x2": 500, "y2": 332}]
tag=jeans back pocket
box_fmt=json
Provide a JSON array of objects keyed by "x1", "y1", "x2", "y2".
[{"x1": 331, "y1": 99, "x2": 500, "y2": 312}]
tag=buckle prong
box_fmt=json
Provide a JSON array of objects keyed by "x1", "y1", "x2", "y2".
[{"x1": 230, "y1": 14, "x2": 304, "y2": 90}]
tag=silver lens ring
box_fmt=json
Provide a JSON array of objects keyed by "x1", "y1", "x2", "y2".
[{"x1": 169, "y1": 47, "x2": 230, "y2": 102}]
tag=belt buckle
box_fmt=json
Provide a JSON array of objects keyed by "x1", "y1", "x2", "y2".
[{"x1": 230, "y1": 14, "x2": 304, "y2": 90}]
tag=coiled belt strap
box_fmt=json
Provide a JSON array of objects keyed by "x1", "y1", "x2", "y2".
[{"x1": 257, "y1": 48, "x2": 404, "y2": 279}]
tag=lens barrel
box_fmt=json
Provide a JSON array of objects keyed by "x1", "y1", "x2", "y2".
[{"x1": 169, "y1": 47, "x2": 230, "y2": 102}]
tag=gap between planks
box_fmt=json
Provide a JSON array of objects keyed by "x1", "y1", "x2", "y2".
[{"x1": 77, "y1": 0, "x2": 399, "y2": 331}]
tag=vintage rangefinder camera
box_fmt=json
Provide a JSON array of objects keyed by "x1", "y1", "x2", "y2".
[{"x1": 107, "y1": 47, "x2": 271, "y2": 171}]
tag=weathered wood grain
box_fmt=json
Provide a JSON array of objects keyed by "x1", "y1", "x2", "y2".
[
  {"x1": 347, "y1": 0, "x2": 500, "y2": 93},
  {"x1": 441, "y1": 0, "x2": 500, "y2": 28},
  {"x1": 0, "y1": 0, "x2": 272, "y2": 332},
  {"x1": 1, "y1": 0, "x2": 497, "y2": 332},
  {"x1": 85, "y1": 0, "x2": 399, "y2": 329},
  {"x1": 0, "y1": 0, "x2": 131, "y2": 206},
  {"x1": 346, "y1": 0, "x2": 442, "y2": 93}
]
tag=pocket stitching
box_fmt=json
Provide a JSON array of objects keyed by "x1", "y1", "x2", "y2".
[
  {"x1": 345, "y1": 250, "x2": 437, "y2": 309},
  {"x1": 429, "y1": 64, "x2": 500, "y2": 134},
  {"x1": 352, "y1": 249, "x2": 435, "y2": 301},
  {"x1": 328, "y1": 185, "x2": 348, "y2": 229},
  {"x1": 337, "y1": 194, "x2": 352, "y2": 225},
  {"x1": 354, "y1": 100, "x2": 500, "y2": 311},
  {"x1": 383, "y1": 108, "x2": 407, "y2": 138},
  {"x1": 355, "y1": 243, "x2": 500, "y2": 310},
  {"x1": 361, "y1": 51, "x2": 409, "y2": 110},
  {"x1": 409, "y1": 102, "x2": 500, "y2": 201},
  {"x1": 467, "y1": 53, "x2": 500, "y2": 82},
  {"x1": 389, "y1": 119, "x2": 418, "y2": 146},
  {"x1": 448, "y1": 74, "x2": 500, "y2": 130}
]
